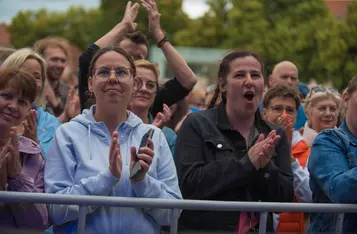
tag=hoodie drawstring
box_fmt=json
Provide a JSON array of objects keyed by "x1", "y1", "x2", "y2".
[{"x1": 88, "y1": 124, "x2": 92, "y2": 160}]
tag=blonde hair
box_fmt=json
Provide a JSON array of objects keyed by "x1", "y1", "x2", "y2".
[
  {"x1": 134, "y1": 60, "x2": 160, "y2": 81},
  {"x1": 2, "y1": 48, "x2": 47, "y2": 107},
  {"x1": 304, "y1": 88, "x2": 342, "y2": 116}
]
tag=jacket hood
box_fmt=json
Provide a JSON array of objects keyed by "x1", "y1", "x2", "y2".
[
  {"x1": 70, "y1": 106, "x2": 143, "y2": 160},
  {"x1": 71, "y1": 105, "x2": 143, "y2": 143}
]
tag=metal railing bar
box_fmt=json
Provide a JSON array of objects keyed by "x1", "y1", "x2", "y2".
[
  {"x1": 258, "y1": 211, "x2": 268, "y2": 234},
  {"x1": 170, "y1": 208, "x2": 180, "y2": 234},
  {"x1": 336, "y1": 213, "x2": 344, "y2": 234},
  {"x1": 1, "y1": 192, "x2": 357, "y2": 214},
  {"x1": 77, "y1": 206, "x2": 86, "y2": 234}
]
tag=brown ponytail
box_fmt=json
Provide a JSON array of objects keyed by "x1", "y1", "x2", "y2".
[{"x1": 208, "y1": 84, "x2": 221, "y2": 109}]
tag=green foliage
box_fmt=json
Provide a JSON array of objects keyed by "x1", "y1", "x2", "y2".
[
  {"x1": 174, "y1": 0, "x2": 230, "y2": 48},
  {"x1": 173, "y1": 0, "x2": 357, "y2": 89},
  {"x1": 6, "y1": 0, "x2": 357, "y2": 88},
  {"x1": 8, "y1": 6, "x2": 101, "y2": 50}
]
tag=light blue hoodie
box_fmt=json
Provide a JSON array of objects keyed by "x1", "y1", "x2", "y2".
[{"x1": 44, "y1": 106, "x2": 182, "y2": 234}]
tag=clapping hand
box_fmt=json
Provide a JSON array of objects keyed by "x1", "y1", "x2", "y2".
[
  {"x1": 7, "y1": 127, "x2": 21, "y2": 178},
  {"x1": 248, "y1": 130, "x2": 281, "y2": 170},
  {"x1": 121, "y1": 1, "x2": 140, "y2": 33},
  {"x1": 23, "y1": 109, "x2": 38, "y2": 143},
  {"x1": 109, "y1": 131, "x2": 123, "y2": 179},
  {"x1": 152, "y1": 104, "x2": 171, "y2": 129},
  {"x1": 276, "y1": 113, "x2": 294, "y2": 143},
  {"x1": 141, "y1": 0, "x2": 164, "y2": 43}
]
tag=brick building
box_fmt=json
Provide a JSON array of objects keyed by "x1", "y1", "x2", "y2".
[{"x1": 325, "y1": 0, "x2": 352, "y2": 18}]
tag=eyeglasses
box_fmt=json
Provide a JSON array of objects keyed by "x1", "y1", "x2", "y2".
[
  {"x1": 269, "y1": 105, "x2": 296, "y2": 115},
  {"x1": 308, "y1": 86, "x2": 338, "y2": 100},
  {"x1": 135, "y1": 77, "x2": 159, "y2": 94},
  {"x1": 93, "y1": 67, "x2": 132, "y2": 80}
]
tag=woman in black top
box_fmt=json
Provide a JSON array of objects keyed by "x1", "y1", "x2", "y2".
[{"x1": 174, "y1": 51, "x2": 294, "y2": 232}]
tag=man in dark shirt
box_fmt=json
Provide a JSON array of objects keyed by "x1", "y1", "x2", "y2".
[{"x1": 78, "y1": 2, "x2": 197, "y2": 116}]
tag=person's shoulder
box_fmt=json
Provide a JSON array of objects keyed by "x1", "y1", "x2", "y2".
[
  {"x1": 313, "y1": 128, "x2": 346, "y2": 148},
  {"x1": 56, "y1": 118, "x2": 87, "y2": 138},
  {"x1": 36, "y1": 106, "x2": 61, "y2": 127},
  {"x1": 18, "y1": 135, "x2": 42, "y2": 155},
  {"x1": 186, "y1": 108, "x2": 217, "y2": 123},
  {"x1": 162, "y1": 127, "x2": 177, "y2": 141}
]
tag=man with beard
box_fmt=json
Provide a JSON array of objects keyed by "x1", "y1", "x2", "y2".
[{"x1": 34, "y1": 37, "x2": 69, "y2": 117}]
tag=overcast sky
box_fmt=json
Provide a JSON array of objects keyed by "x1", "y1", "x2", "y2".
[{"x1": 0, "y1": 0, "x2": 209, "y2": 23}]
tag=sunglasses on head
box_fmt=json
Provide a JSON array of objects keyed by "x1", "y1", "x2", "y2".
[{"x1": 308, "y1": 86, "x2": 338, "y2": 100}]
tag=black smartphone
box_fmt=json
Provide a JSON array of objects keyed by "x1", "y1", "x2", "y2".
[{"x1": 130, "y1": 129, "x2": 155, "y2": 179}]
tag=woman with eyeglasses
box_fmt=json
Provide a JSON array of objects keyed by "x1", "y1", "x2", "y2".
[
  {"x1": 308, "y1": 77, "x2": 357, "y2": 233},
  {"x1": 262, "y1": 84, "x2": 311, "y2": 233},
  {"x1": 130, "y1": 60, "x2": 177, "y2": 155},
  {"x1": 44, "y1": 46, "x2": 181, "y2": 234}
]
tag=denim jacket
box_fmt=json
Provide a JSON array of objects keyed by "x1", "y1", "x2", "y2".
[{"x1": 308, "y1": 120, "x2": 357, "y2": 233}]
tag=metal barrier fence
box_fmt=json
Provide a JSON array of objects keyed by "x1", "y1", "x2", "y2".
[{"x1": 1, "y1": 191, "x2": 357, "y2": 234}]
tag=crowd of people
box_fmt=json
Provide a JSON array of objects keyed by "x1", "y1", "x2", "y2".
[{"x1": 0, "y1": 0, "x2": 356, "y2": 233}]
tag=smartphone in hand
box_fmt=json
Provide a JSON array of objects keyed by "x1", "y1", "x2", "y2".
[{"x1": 130, "y1": 129, "x2": 155, "y2": 179}]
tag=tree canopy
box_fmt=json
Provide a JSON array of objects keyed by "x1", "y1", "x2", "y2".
[{"x1": 6, "y1": 0, "x2": 357, "y2": 89}]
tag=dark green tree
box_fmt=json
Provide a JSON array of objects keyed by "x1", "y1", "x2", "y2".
[{"x1": 8, "y1": 7, "x2": 101, "y2": 50}]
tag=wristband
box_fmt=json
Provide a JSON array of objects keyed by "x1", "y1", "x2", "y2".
[{"x1": 157, "y1": 36, "x2": 168, "y2": 48}]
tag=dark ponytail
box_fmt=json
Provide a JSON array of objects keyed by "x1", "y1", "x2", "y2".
[{"x1": 208, "y1": 84, "x2": 221, "y2": 109}]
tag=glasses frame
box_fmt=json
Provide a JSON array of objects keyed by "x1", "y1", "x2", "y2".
[
  {"x1": 269, "y1": 105, "x2": 297, "y2": 116},
  {"x1": 134, "y1": 77, "x2": 159, "y2": 94},
  {"x1": 92, "y1": 66, "x2": 133, "y2": 81}
]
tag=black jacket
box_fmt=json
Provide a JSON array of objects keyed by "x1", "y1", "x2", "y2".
[
  {"x1": 174, "y1": 103, "x2": 294, "y2": 232},
  {"x1": 78, "y1": 44, "x2": 191, "y2": 116}
]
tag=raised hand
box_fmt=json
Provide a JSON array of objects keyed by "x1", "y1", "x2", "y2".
[
  {"x1": 141, "y1": 0, "x2": 164, "y2": 43},
  {"x1": 152, "y1": 112, "x2": 165, "y2": 129},
  {"x1": 130, "y1": 139, "x2": 154, "y2": 182},
  {"x1": 259, "y1": 130, "x2": 281, "y2": 168},
  {"x1": 121, "y1": 1, "x2": 140, "y2": 32},
  {"x1": 109, "y1": 131, "x2": 122, "y2": 179},
  {"x1": 276, "y1": 114, "x2": 294, "y2": 142},
  {"x1": 23, "y1": 109, "x2": 38, "y2": 143},
  {"x1": 66, "y1": 88, "x2": 81, "y2": 119},
  {"x1": 248, "y1": 130, "x2": 281, "y2": 170},
  {"x1": 152, "y1": 104, "x2": 171, "y2": 129},
  {"x1": 248, "y1": 133, "x2": 266, "y2": 170},
  {"x1": 44, "y1": 81, "x2": 59, "y2": 107},
  {"x1": 7, "y1": 128, "x2": 21, "y2": 178}
]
